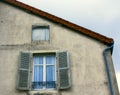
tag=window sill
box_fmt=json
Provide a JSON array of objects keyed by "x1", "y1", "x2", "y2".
[
  {"x1": 31, "y1": 40, "x2": 50, "y2": 45},
  {"x1": 29, "y1": 89, "x2": 58, "y2": 95}
]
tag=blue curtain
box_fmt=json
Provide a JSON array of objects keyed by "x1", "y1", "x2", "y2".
[
  {"x1": 46, "y1": 56, "x2": 55, "y2": 88},
  {"x1": 46, "y1": 56, "x2": 55, "y2": 65},
  {"x1": 33, "y1": 55, "x2": 55, "y2": 89},
  {"x1": 34, "y1": 56, "x2": 43, "y2": 65},
  {"x1": 33, "y1": 56, "x2": 43, "y2": 89}
]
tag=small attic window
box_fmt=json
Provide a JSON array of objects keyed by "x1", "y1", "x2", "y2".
[{"x1": 32, "y1": 26, "x2": 50, "y2": 41}]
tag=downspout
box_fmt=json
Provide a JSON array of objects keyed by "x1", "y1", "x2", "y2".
[{"x1": 103, "y1": 42, "x2": 114, "y2": 95}]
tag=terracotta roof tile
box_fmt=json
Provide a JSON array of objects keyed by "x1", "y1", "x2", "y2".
[{"x1": 3, "y1": 0, "x2": 114, "y2": 45}]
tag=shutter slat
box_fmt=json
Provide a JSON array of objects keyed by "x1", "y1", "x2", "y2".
[
  {"x1": 18, "y1": 70, "x2": 29, "y2": 88},
  {"x1": 59, "y1": 69, "x2": 69, "y2": 87},
  {"x1": 58, "y1": 52, "x2": 68, "y2": 68},
  {"x1": 57, "y1": 51, "x2": 71, "y2": 89},
  {"x1": 17, "y1": 52, "x2": 31, "y2": 90}
]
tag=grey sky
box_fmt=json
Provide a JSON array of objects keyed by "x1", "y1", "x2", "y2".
[{"x1": 17, "y1": 0, "x2": 120, "y2": 91}]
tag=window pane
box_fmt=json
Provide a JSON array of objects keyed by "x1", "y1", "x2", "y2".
[
  {"x1": 32, "y1": 27, "x2": 49, "y2": 41},
  {"x1": 33, "y1": 56, "x2": 43, "y2": 64},
  {"x1": 33, "y1": 66, "x2": 43, "y2": 89},
  {"x1": 46, "y1": 66, "x2": 55, "y2": 81},
  {"x1": 46, "y1": 56, "x2": 55, "y2": 65},
  {"x1": 46, "y1": 66, "x2": 55, "y2": 88},
  {"x1": 45, "y1": 28, "x2": 49, "y2": 40}
]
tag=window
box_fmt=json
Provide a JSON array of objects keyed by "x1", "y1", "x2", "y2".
[
  {"x1": 32, "y1": 26, "x2": 50, "y2": 41},
  {"x1": 17, "y1": 51, "x2": 71, "y2": 91},
  {"x1": 32, "y1": 54, "x2": 56, "y2": 89}
]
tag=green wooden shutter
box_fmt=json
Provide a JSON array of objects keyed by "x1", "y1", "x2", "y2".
[
  {"x1": 17, "y1": 52, "x2": 31, "y2": 90},
  {"x1": 57, "y1": 51, "x2": 71, "y2": 89}
]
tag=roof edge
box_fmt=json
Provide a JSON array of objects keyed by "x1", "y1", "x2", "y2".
[{"x1": 2, "y1": 0, "x2": 114, "y2": 46}]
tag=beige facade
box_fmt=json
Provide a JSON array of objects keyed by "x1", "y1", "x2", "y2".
[{"x1": 0, "y1": 1, "x2": 119, "y2": 95}]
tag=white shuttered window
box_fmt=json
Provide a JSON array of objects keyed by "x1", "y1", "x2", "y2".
[{"x1": 17, "y1": 51, "x2": 71, "y2": 90}]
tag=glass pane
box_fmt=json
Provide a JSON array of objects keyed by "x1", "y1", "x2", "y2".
[
  {"x1": 33, "y1": 56, "x2": 43, "y2": 64},
  {"x1": 46, "y1": 56, "x2": 55, "y2": 65},
  {"x1": 46, "y1": 66, "x2": 55, "y2": 88},
  {"x1": 32, "y1": 27, "x2": 49, "y2": 41},
  {"x1": 33, "y1": 66, "x2": 43, "y2": 89},
  {"x1": 46, "y1": 66, "x2": 55, "y2": 81},
  {"x1": 45, "y1": 28, "x2": 49, "y2": 40}
]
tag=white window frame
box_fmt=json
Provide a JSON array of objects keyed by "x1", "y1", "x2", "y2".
[{"x1": 32, "y1": 53, "x2": 57, "y2": 90}]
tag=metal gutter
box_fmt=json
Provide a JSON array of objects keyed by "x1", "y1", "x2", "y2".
[{"x1": 103, "y1": 42, "x2": 114, "y2": 95}]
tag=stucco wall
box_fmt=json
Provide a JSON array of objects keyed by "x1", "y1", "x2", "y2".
[{"x1": 0, "y1": 2, "x2": 118, "y2": 95}]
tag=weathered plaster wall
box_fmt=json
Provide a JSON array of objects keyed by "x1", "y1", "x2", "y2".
[{"x1": 0, "y1": 2, "x2": 118, "y2": 95}]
